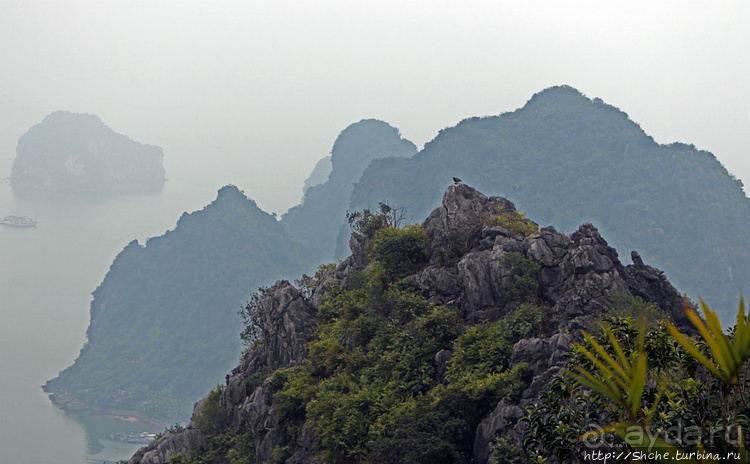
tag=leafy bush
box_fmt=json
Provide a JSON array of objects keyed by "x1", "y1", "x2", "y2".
[
  {"x1": 370, "y1": 224, "x2": 430, "y2": 281},
  {"x1": 523, "y1": 299, "x2": 750, "y2": 463},
  {"x1": 270, "y1": 367, "x2": 316, "y2": 424},
  {"x1": 239, "y1": 286, "x2": 270, "y2": 347},
  {"x1": 447, "y1": 303, "x2": 545, "y2": 382},
  {"x1": 609, "y1": 292, "x2": 667, "y2": 329},
  {"x1": 489, "y1": 435, "x2": 522, "y2": 464},
  {"x1": 194, "y1": 385, "x2": 229, "y2": 436},
  {"x1": 346, "y1": 201, "x2": 406, "y2": 238},
  {"x1": 490, "y1": 207, "x2": 539, "y2": 237},
  {"x1": 269, "y1": 445, "x2": 292, "y2": 464},
  {"x1": 501, "y1": 252, "x2": 541, "y2": 301}
]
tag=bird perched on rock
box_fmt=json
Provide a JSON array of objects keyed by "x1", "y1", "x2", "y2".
[{"x1": 453, "y1": 177, "x2": 462, "y2": 184}]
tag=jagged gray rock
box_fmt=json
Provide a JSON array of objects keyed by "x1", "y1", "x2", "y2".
[
  {"x1": 473, "y1": 400, "x2": 525, "y2": 464},
  {"x1": 128, "y1": 280, "x2": 317, "y2": 464},
  {"x1": 423, "y1": 183, "x2": 516, "y2": 261},
  {"x1": 222, "y1": 281, "x2": 316, "y2": 463},
  {"x1": 128, "y1": 426, "x2": 204, "y2": 464},
  {"x1": 473, "y1": 333, "x2": 574, "y2": 462},
  {"x1": 127, "y1": 183, "x2": 696, "y2": 464}
]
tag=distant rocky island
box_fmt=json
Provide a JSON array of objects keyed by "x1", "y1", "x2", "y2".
[{"x1": 11, "y1": 111, "x2": 165, "y2": 194}]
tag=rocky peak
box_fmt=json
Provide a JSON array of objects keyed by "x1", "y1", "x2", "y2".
[
  {"x1": 129, "y1": 184, "x2": 697, "y2": 464},
  {"x1": 423, "y1": 183, "x2": 517, "y2": 261},
  {"x1": 252, "y1": 281, "x2": 317, "y2": 371}
]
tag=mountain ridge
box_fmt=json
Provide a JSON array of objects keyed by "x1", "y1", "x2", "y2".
[
  {"x1": 349, "y1": 85, "x2": 749, "y2": 323},
  {"x1": 126, "y1": 183, "x2": 697, "y2": 464},
  {"x1": 44, "y1": 185, "x2": 314, "y2": 422}
]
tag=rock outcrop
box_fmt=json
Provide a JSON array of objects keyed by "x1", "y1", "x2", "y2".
[
  {"x1": 128, "y1": 184, "x2": 695, "y2": 464},
  {"x1": 128, "y1": 425, "x2": 204, "y2": 464},
  {"x1": 11, "y1": 111, "x2": 165, "y2": 194},
  {"x1": 222, "y1": 282, "x2": 317, "y2": 442}
]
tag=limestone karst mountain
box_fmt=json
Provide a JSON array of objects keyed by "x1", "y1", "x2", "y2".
[
  {"x1": 44, "y1": 185, "x2": 313, "y2": 422},
  {"x1": 43, "y1": 120, "x2": 417, "y2": 423},
  {"x1": 11, "y1": 111, "x2": 165, "y2": 194},
  {"x1": 282, "y1": 118, "x2": 417, "y2": 262},
  {"x1": 349, "y1": 86, "x2": 749, "y2": 323},
  {"x1": 301, "y1": 155, "x2": 331, "y2": 195},
  {"x1": 127, "y1": 184, "x2": 696, "y2": 464}
]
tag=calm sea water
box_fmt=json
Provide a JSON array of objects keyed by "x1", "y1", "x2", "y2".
[{"x1": 0, "y1": 177, "x2": 223, "y2": 463}]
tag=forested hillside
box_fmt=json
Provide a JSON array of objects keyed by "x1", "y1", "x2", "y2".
[
  {"x1": 350, "y1": 86, "x2": 749, "y2": 323},
  {"x1": 44, "y1": 186, "x2": 314, "y2": 422}
]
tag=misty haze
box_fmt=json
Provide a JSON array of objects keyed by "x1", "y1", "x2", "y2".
[{"x1": 1, "y1": 2, "x2": 748, "y2": 464}]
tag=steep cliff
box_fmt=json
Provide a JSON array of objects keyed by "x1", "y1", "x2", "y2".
[
  {"x1": 11, "y1": 111, "x2": 165, "y2": 194},
  {"x1": 44, "y1": 185, "x2": 314, "y2": 422},
  {"x1": 128, "y1": 184, "x2": 695, "y2": 464}
]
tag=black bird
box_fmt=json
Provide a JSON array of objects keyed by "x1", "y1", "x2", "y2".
[{"x1": 453, "y1": 177, "x2": 462, "y2": 184}]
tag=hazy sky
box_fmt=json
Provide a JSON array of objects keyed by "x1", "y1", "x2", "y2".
[{"x1": 1, "y1": 1, "x2": 748, "y2": 214}]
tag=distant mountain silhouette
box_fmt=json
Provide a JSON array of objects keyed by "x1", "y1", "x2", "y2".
[
  {"x1": 282, "y1": 119, "x2": 417, "y2": 262},
  {"x1": 302, "y1": 155, "x2": 332, "y2": 195},
  {"x1": 349, "y1": 86, "x2": 749, "y2": 323},
  {"x1": 49, "y1": 85, "x2": 750, "y2": 427},
  {"x1": 12, "y1": 111, "x2": 165, "y2": 195}
]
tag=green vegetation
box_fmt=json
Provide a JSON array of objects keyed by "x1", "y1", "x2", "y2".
[
  {"x1": 347, "y1": 201, "x2": 407, "y2": 238},
  {"x1": 239, "y1": 286, "x2": 269, "y2": 347},
  {"x1": 609, "y1": 292, "x2": 667, "y2": 330},
  {"x1": 45, "y1": 186, "x2": 315, "y2": 422},
  {"x1": 447, "y1": 303, "x2": 545, "y2": 381},
  {"x1": 370, "y1": 224, "x2": 430, "y2": 281},
  {"x1": 522, "y1": 299, "x2": 750, "y2": 463},
  {"x1": 270, "y1": 278, "x2": 535, "y2": 463},
  {"x1": 230, "y1": 215, "x2": 543, "y2": 464},
  {"x1": 501, "y1": 252, "x2": 542, "y2": 301},
  {"x1": 349, "y1": 85, "x2": 750, "y2": 324},
  {"x1": 490, "y1": 207, "x2": 539, "y2": 237}
]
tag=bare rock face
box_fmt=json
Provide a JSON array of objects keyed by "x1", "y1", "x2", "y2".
[
  {"x1": 127, "y1": 427, "x2": 204, "y2": 464},
  {"x1": 128, "y1": 280, "x2": 317, "y2": 464},
  {"x1": 473, "y1": 333, "x2": 573, "y2": 462},
  {"x1": 11, "y1": 111, "x2": 165, "y2": 194},
  {"x1": 222, "y1": 281, "x2": 317, "y2": 463},
  {"x1": 423, "y1": 183, "x2": 516, "y2": 261}
]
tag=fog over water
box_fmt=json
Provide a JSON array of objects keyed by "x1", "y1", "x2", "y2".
[
  {"x1": 0, "y1": 174, "x2": 219, "y2": 463},
  {"x1": 0, "y1": 2, "x2": 747, "y2": 463},
  {"x1": 1, "y1": 1, "x2": 748, "y2": 214}
]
